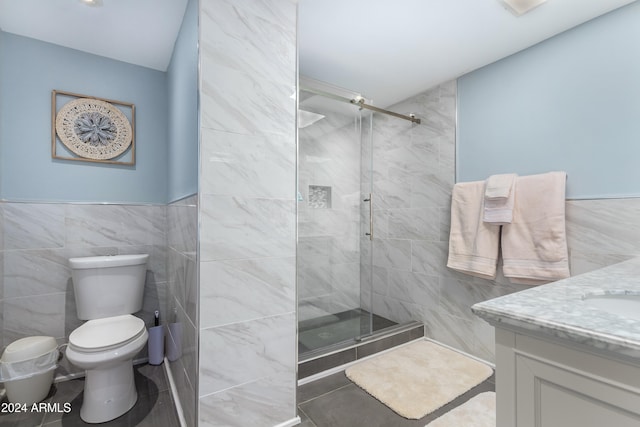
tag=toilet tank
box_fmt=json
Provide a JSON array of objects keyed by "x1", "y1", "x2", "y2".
[{"x1": 69, "y1": 254, "x2": 149, "y2": 320}]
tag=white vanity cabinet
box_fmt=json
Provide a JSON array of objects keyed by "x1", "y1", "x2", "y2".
[
  {"x1": 494, "y1": 327, "x2": 640, "y2": 427},
  {"x1": 472, "y1": 258, "x2": 640, "y2": 427}
]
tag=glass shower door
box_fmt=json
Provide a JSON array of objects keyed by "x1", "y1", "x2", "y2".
[{"x1": 297, "y1": 83, "x2": 374, "y2": 358}]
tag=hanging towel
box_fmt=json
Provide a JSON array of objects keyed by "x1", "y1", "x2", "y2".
[
  {"x1": 501, "y1": 171, "x2": 570, "y2": 285},
  {"x1": 483, "y1": 174, "x2": 517, "y2": 225},
  {"x1": 447, "y1": 181, "x2": 501, "y2": 280},
  {"x1": 485, "y1": 173, "x2": 517, "y2": 200}
]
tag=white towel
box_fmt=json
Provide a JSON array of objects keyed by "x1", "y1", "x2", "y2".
[
  {"x1": 447, "y1": 181, "x2": 501, "y2": 280},
  {"x1": 483, "y1": 174, "x2": 517, "y2": 225},
  {"x1": 501, "y1": 172, "x2": 570, "y2": 285},
  {"x1": 485, "y1": 173, "x2": 517, "y2": 200}
]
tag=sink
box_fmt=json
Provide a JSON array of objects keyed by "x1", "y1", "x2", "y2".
[{"x1": 582, "y1": 292, "x2": 640, "y2": 321}]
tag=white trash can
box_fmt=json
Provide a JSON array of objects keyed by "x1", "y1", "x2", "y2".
[{"x1": 0, "y1": 336, "x2": 58, "y2": 405}]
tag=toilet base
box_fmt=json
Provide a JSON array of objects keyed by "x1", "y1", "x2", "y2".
[{"x1": 80, "y1": 360, "x2": 137, "y2": 423}]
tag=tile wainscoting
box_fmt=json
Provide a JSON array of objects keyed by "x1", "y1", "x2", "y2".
[
  {"x1": 364, "y1": 80, "x2": 640, "y2": 363},
  {"x1": 166, "y1": 194, "x2": 198, "y2": 427},
  {"x1": 0, "y1": 200, "x2": 167, "y2": 377}
]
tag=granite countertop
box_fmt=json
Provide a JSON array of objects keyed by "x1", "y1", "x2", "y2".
[{"x1": 472, "y1": 257, "x2": 640, "y2": 358}]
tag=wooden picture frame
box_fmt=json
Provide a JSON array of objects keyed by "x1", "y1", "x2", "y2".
[{"x1": 51, "y1": 90, "x2": 136, "y2": 165}]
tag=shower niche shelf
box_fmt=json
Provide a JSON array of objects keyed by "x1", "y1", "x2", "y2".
[{"x1": 308, "y1": 185, "x2": 332, "y2": 209}]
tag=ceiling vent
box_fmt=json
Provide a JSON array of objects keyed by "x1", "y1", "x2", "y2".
[
  {"x1": 499, "y1": 0, "x2": 547, "y2": 16},
  {"x1": 79, "y1": 0, "x2": 103, "y2": 7}
]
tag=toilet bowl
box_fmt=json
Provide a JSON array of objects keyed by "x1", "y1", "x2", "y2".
[
  {"x1": 65, "y1": 254, "x2": 149, "y2": 424},
  {"x1": 66, "y1": 315, "x2": 148, "y2": 424}
]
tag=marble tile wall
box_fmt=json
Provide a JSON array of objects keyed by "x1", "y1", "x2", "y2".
[
  {"x1": 197, "y1": 0, "x2": 298, "y2": 426},
  {"x1": 367, "y1": 79, "x2": 640, "y2": 364},
  {"x1": 440, "y1": 197, "x2": 640, "y2": 363},
  {"x1": 0, "y1": 201, "x2": 167, "y2": 376},
  {"x1": 361, "y1": 80, "x2": 456, "y2": 336},
  {"x1": 298, "y1": 109, "x2": 362, "y2": 321},
  {"x1": 166, "y1": 194, "x2": 198, "y2": 427}
]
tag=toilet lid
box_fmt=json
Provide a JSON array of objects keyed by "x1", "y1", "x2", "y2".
[{"x1": 69, "y1": 315, "x2": 146, "y2": 353}]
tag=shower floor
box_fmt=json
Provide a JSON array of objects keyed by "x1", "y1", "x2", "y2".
[{"x1": 298, "y1": 308, "x2": 397, "y2": 355}]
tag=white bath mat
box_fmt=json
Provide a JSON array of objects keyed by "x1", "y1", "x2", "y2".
[
  {"x1": 345, "y1": 340, "x2": 493, "y2": 419},
  {"x1": 426, "y1": 392, "x2": 496, "y2": 427}
]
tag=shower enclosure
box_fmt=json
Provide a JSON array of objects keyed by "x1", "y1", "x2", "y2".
[{"x1": 297, "y1": 78, "x2": 419, "y2": 360}]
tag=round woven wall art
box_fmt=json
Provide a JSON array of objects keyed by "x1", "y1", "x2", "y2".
[{"x1": 55, "y1": 98, "x2": 132, "y2": 160}]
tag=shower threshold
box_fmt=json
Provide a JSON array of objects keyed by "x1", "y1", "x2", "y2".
[
  {"x1": 298, "y1": 318, "x2": 424, "y2": 379},
  {"x1": 298, "y1": 308, "x2": 396, "y2": 355}
]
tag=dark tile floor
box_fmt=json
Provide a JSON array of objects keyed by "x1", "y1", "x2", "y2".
[
  {"x1": 0, "y1": 364, "x2": 179, "y2": 427},
  {"x1": 298, "y1": 370, "x2": 495, "y2": 427}
]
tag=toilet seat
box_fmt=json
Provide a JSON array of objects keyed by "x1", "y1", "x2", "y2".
[{"x1": 69, "y1": 315, "x2": 146, "y2": 353}]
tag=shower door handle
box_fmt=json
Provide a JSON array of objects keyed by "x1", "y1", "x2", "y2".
[{"x1": 364, "y1": 193, "x2": 373, "y2": 240}]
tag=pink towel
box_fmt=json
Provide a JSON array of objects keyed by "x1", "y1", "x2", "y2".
[
  {"x1": 501, "y1": 172, "x2": 570, "y2": 285},
  {"x1": 447, "y1": 181, "x2": 501, "y2": 280}
]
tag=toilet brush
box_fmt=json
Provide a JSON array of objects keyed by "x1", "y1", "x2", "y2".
[{"x1": 148, "y1": 311, "x2": 164, "y2": 365}]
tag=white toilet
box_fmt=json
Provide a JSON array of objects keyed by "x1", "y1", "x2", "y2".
[{"x1": 65, "y1": 254, "x2": 149, "y2": 424}]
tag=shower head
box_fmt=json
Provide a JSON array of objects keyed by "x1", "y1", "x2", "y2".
[{"x1": 298, "y1": 109, "x2": 325, "y2": 129}]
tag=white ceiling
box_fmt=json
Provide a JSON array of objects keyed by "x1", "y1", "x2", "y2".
[
  {"x1": 0, "y1": 0, "x2": 188, "y2": 71},
  {"x1": 0, "y1": 0, "x2": 636, "y2": 105},
  {"x1": 299, "y1": 0, "x2": 637, "y2": 106}
]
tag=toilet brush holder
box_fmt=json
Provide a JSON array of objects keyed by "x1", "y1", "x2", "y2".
[{"x1": 148, "y1": 326, "x2": 164, "y2": 365}]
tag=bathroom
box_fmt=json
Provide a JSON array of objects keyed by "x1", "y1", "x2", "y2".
[{"x1": 1, "y1": 0, "x2": 640, "y2": 426}]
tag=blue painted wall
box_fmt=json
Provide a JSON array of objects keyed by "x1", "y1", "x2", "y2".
[
  {"x1": 167, "y1": 0, "x2": 199, "y2": 202},
  {"x1": 0, "y1": 32, "x2": 168, "y2": 203},
  {"x1": 457, "y1": 2, "x2": 640, "y2": 199}
]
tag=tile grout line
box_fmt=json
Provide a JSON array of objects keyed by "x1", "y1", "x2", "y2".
[
  {"x1": 296, "y1": 405, "x2": 319, "y2": 427},
  {"x1": 298, "y1": 381, "x2": 355, "y2": 406}
]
